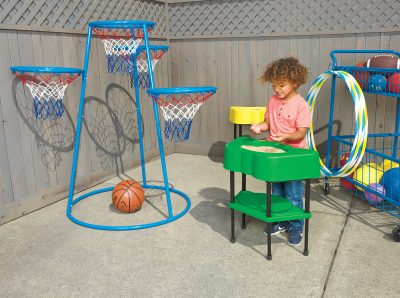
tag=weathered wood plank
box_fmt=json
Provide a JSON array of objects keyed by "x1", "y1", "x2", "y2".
[
  {"x1": 0, "y1": 32, "x2": 14, "y2": 205},
  {"x1": 12, "y1": 31, "x2": 37, "y2": 196},
  {"x1": 0, "y1": 31, "x2": 29, "y2": 201}
]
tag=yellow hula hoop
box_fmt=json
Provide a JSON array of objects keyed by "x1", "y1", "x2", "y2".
[{"x1": 306, "y1": 70, "x2": 368, "y2": 177}]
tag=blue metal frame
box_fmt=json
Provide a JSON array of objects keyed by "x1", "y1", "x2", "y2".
[
  {"x1": 67, "y1": 185, "x2": 191, "y2": 231},
  {"x1": 325, "y1": 50, "x2": 400, "y2": 171},
  {"x1": 66, "y1": 20, "x2": 191, "y2": 230},
  {"x1": 325, "y1": 49, "x2": 400, "y2": 227},
  {"x1": 148, "y1": 86, "x2": 217, "y2": 95},
  {"x1": 135, "y1": 45, "x2": 169, "y2": 55},
  {"x1": 89, "y1": 20, "x2": 155, "y2": 29},
  {"x1": 10, "y1": 66, "x2": 83, "y2": 74}
]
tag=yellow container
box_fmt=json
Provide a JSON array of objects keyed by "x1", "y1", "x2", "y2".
[{"x1": 229, "y1": 106, "x2": 266, "y2": 124}]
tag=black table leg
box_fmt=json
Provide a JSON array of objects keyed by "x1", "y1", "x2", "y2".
[
  {"x1": 230, "y1": 171, "x2": 235, "y2": 243},
  {"x1": 266, "y1": 182, "x2": 272, "y2": 260},
  {"x1": 304, "y1": 219, "x2": 309, "y2": 256},
  {"x1": 241, "y1": 173, "x2": 247, "y2": 229},
  {"x1": 304, "y1": 179, "x2": 311, "y2": 256}
]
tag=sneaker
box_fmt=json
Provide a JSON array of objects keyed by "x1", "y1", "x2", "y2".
[
  {"x1": 288, "y1": 228, "x2": 303, "y2": 246},
  {"x1": 264, "y1": 223, "x2": 288, "y2": 236}
]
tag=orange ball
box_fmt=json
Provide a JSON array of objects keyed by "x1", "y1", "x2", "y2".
[{"x1": 112, "y1": 180, "x2": 144, "y2": 213}]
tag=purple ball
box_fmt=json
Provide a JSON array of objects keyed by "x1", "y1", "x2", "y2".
[{"x1": 364, "y1": 183, "x2": 385, "y2": 203}]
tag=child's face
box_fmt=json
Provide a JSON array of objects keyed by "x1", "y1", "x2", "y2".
[{"x1": 271, "y1": 80, "x2": 298, "y2": 100}]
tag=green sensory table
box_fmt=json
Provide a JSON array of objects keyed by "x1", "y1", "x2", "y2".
[{"x1": 223, "y1": 136, "x2": 320, "y2": 260}]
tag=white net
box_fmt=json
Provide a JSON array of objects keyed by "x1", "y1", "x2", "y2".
[
  {"x1": 160, "y1": 102, "x2": 203, "y2": 121},
  {"x1": 26, "y1": 81, "x2": 67, "y2": 102},
  {"x1": 137, "y1": 58, "x2": 158, "y2": 73},
  {"x1": 102, "y1": 38, "x2": 142, "y2": 56}
]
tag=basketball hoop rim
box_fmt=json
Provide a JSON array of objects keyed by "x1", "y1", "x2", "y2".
[
  {"x1": 147, "y1": 86, "x2": 217, "y2": 96},
  {"x1": 10, "y1": 66, "x2": 83, "y2": 75},
  {"x1": 89, "y1": 20, "x2": 155, "y2": 29},
  {"x1": 135, "y1": 45, "x2": 169, "y2": 55}
]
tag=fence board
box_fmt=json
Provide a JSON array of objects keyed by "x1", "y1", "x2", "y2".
[
  {"x1": 0, "y1": 33, "x2": 14, "y2": 205},
  {"x1": 0, "y1": 31, "x2": 29, "y2": 201},
  {"x1": 13, "y1": 31, "x2": 37, "y2": 196}
]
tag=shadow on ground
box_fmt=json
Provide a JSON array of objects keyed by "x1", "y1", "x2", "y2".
[{"x1": 190, "y1": 187, "x2": 286, "y2": 257}]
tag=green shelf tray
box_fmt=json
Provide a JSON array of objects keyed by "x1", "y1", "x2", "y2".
[
  {"x1": 223, "y1": 136, "x2": 320, "y2": 182},
  {"x1": 230, "y1": 191, "x2": 311, "y2": 223}
]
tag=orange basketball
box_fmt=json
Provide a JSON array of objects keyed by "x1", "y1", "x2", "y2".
[{"x1": 112, "y1": 180, "x2": 144, "y2": 213}]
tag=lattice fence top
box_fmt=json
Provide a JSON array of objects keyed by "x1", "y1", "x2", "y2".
[
  {"x1": 0, "y1": 0, "x2": 167, "y2": 36},
  {"x1": 169, "y1": 0, "x2": 400, "y2": 38}
]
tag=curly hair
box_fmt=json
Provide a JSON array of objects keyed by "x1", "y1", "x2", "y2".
[{"x1": 261, "y1": 57, "x2": 308, "y2": 86}]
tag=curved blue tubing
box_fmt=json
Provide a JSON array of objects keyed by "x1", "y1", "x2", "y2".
[
  {"x1": 132, "y1": 51, "x2": 148, "y2": 184},
  {"x1": 142, "y1": 24, "x2": 174, "y2": 218},
  {"x1": 66, "y1": 185, "x2": 191, "y2": 231},
  {"x1": 330, "y1": 49, "x2": 400, "y2": 67},
  {"x1": 89, "y1": 20, "x2": 155, "y2": 29},
  {"x1": 148, "y1": 86, "x2": 217, "y2": 95},
  {"x1": 135, "y1": 45, "x2": 169, "y2": 54},
  {"x1": 10, "y1": 66, "x2": 83, "y2": 74},
  {"x1": 66, "y1": 20, "x2": 187, "y2": 230}
]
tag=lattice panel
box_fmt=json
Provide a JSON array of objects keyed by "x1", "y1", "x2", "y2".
[
  {"x1": 0, "y1": 0, "x2": 167, "y2": 36},
  {"x1": 169, "y1": 0, "x2": 400, "y2": 38}
]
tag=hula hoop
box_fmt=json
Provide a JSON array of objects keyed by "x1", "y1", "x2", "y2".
[{"x1": 306, "y1": 70, "x2": 368, "y2": 177}]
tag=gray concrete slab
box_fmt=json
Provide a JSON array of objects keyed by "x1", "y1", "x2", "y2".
[
  {"x1": 0, "y1": 154, "x2": 398, "y2": 297},
  {"x1": 324, "y1": 199, "x2": 400, "y2": 298}
]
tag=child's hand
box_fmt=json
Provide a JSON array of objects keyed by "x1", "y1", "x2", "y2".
[
  {"x1": 270, "y1": 133, "x2": 288, "y2": 142},
  {"x1": 250, "y1": 124, "x2": 261, "y2": 134}
]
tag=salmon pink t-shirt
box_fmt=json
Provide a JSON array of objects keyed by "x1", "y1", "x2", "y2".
[{"x1": 265, "y1": 94, "x2": 311, "y2": 148}]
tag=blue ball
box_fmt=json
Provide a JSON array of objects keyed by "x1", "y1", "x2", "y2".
[
  {"x1": 380, "y1": 168, "x2": 400, "y2": 199},
  {"x1": 367, "y1": 74, "x2": 387, "y2": 92}
]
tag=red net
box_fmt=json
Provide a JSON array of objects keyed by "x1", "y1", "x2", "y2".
[
  {"x1": 92, "y1": 27, "x2": 151, "y2": 40},
  {"x1": 14, "y1": 72, "x2": 80, "y2": 85},
  {"x1": 151, "y1": 92, "x2": 214, "y2": 107}
]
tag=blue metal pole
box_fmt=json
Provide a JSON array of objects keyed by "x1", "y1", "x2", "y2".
[
  {"x1": 67, "y1": 25, "x2": 93, "y2": 211},
  {"x1": 325, "y1": 74, "x2": 337, "y2": 170},
  {"x1": 393, "y1": 95, "x2": 400, "y2": 159},
  {"x1": 142, "y1": 25, "x2": 173, "y2": 217},
  {"x1": 132, "y1": 55, "x2": 147, "y2": 185}
]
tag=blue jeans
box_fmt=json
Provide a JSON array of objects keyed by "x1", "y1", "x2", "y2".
[{"x1": 272, "y1": 180, "x2": 304, "y2": 230}]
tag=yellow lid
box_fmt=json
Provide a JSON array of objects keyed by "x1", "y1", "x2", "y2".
[{"x1": 229, "y1": 106, "x2": 266, "y2": 124}]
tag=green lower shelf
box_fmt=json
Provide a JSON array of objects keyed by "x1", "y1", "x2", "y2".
[{"x1": 229, "y1": 191, "x2": 311, "y2": 223}]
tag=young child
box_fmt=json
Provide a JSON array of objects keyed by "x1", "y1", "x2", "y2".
[{"x1": 250, "y1": 57, "x2": 310, "y2": 246}]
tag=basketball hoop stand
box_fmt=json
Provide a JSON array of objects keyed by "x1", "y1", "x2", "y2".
[{"x1": 64, "y1": 20, "x2": 216, "y2": 230}]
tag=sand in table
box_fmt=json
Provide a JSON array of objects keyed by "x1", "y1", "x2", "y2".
[{"x1": 241, "y1": 145, "x2": 285, "y2": 153}]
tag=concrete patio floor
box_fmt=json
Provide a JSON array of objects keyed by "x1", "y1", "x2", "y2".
[{"x1": 0, "y1": 153, "x2": 399, "y2": 297}]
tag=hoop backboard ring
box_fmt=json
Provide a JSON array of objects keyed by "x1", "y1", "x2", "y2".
[
  {"x1": 92, "y1": 23, "x2": 153, "y2": 75},
  {"x1": 132, "y1": 45, "x2": 169, "y2": 89},
  {"x1": 147, "y1": 86, "x2": 217, "y2": 141},
  {"x1": 10, "y1": 66, "x2": 83, "y2": 120}
]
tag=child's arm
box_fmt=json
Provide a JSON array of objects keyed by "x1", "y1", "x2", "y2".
[
  {"x1": 250, "y1": 109, "x2": 269, "y2": 134},
  {"x1": 250, "y1": 121, "x2": 269, "y2": 134},
  {"x1": 270, "y1": 127, "x2": 307, "y2": 142}
]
